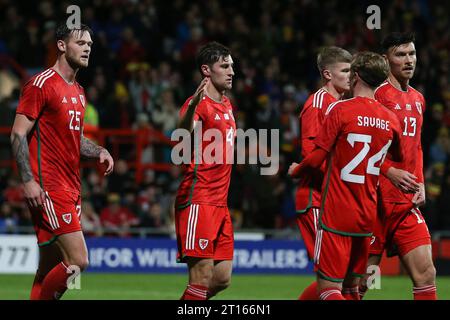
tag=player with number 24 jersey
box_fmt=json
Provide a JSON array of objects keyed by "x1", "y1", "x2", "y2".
[{"x1": 316, "y1": 96, "x2": 402, "y2": 236}]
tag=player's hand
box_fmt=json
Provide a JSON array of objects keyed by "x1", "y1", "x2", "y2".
[
  {"x1": 99, "y1": 149, "x2": 114, "y2": 176},
  {"x1": 22, "y1": 180, "x2": 45, "y2": 208},
  {"x1": 190, "y1": 77, "x2": 209, "y2": 107},
  {"x1": 288, "y1": 162, "x2": 299, "y2": 178},
  {"x1": 386, "y1": 167, "x2": 420, "y2": 194},
  {"x1": 412, "y1": 183, "x2": 426, "y2": 207}
]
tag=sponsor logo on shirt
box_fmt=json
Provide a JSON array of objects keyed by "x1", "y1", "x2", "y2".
[
  {"x1": 415, "y1": 102, "x2": 422, "y2": 115},
  {"x1": 62, "y1": 213, "x2": 72, "y2": 224},
  {"x1": 62, "y1": 96, "x2": 68, "y2": 104},
  {"x1": 394, "y1": 104, "x2": 401, "y2": 110},
  {"x1": 79, "y1": 95, "x2": 85, "y2": 108},
  {"x1": 215, "y1": 114, "x2": 221, "y2": 121},
  {"x1": 199, "y1": 239, "x2": 209, "y2": 250}
]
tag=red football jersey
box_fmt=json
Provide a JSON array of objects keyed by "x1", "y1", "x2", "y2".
[
  {"x1": 375, "y1": 80, "x2": 426, "y2": 203},
  {"x1": 176, "y1": 95, "x2": 236, "y2": 208},
  {"x1": 314, "y1": 96, "x2": 402, "y2": 235},
  {"x1": 296, "y1": 88, "x2": 337, "y2": 211},
  {"x1": 16, "y1": 69, "x2": 86, "y2": 195}
]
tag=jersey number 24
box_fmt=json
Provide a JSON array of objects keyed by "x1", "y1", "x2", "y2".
[{"x1": 341, "y1": 133, "x2": 392, "y2": 184}]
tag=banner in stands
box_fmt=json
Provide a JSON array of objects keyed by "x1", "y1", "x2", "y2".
[
  {"x1": 86, "y1": 238, "x2": 313, "y2": 274},
  {"x1": 0, "y1": 235, "x2": 39, "y2": 274},
  {"x1": 0, "y1": 236, "x2": 313, "y2": 274}
]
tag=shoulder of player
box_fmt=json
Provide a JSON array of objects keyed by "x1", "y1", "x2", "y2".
[
  {"x1": 179, "y1": 95, "x2": 210, "y2": 117},
  {"x1": 324, "y1": 97, "x2": 356, "y2": 116},
  {"x1": 182, "y1": 96, "x2": 193, "y2": 107},
  {"x1": 74, "y1": 81, "x2": 84, "y2": 91},
  {"x1": 311, "y1": 88, "x2": 330, "y2": 109},
  {"x1": 179, "y1": 96, "x2": 193, "y2": 116},
  {"x1": 221, "y1": 95, "x2": 234, "y2": 109},
  {"x1": 28, "y1": 69, "x2": 57, "y2": 90},
  {"x1": 407, "y1": 85, "x2": 425, "y2": 100},
  {"x1": 373, "y1": 80, "x2": 390, "y2": 98},
  {"x1": 300, "y1": 89, "x2": 328, "y2": 116},
  {"x1": 299, "y1": 94, "x2": 314, "y2": 114}
]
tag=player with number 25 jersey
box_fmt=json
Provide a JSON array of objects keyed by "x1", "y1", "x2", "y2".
[{"x1": 16, "y1": 69, "x2": 86, "y2": 244}]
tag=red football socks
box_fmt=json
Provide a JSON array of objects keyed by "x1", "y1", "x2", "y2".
[
  {"x1": 181, "y1": 284, "x2": 208, "y2": 300},
  {"x1": 30, "y1": 273, "x2": 44, "y2": 300},
  {"x1": 299, "y1": 281, "x2": 318, "y2": 300},
  {"x1": 39, "y1": 262, "x2": 72, "y2": 300},
  {"x1": 413, "y1": 285, "x2": 437, "y2": 300},
  {"x1": 319, "y1": 287, "x2": 346, "y2": 300},
  {"x1": 342, "y1": 286, "x2": 360, "y2": 300}
]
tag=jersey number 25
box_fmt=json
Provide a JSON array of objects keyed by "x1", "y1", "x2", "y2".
[{"x1": 69, "y1": 110, "x2": 81, "y2": 131}]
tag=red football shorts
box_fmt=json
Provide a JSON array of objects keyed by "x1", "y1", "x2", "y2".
[
  {"x1": 314, "y1": 229, "x2": 370, "y2": 282},
  {"x1": 175, "y1": 204, "x2": 234, "y2": 262},
  {"x1": 369, "y1": 202, "x2": 431, "y2": 257},
  {"x1": 296, "y1": 207, "x2": 320, "y2": 260},
  {"x1": 30, "y1": 190, "x2": 82, "y2": 246}
]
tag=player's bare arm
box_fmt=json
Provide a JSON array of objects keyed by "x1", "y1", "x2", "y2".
[
  {"x1": 10, "y1": 114, "x2": 45, "y2": 207},
  {"x1": 178, "y1": 77, "x2": 209, "y2": 132},
  {"x1": 80, "y1": 134, "x2": 114, "y2": 175}
]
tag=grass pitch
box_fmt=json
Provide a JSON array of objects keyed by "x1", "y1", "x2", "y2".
[{"x1": 0, "y1": 274, "x2": 449, "y2": 300}]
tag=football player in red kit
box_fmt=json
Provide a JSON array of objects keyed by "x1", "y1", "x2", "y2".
[
  {"x1": 289, "y1": 52, "x2": 403, "y2": 300},
  {"x1": 360, "y1": 32, "x2": 437, "y2": 300},
  {"x1": 10, "y1": 24, "x2": 114, "y2": 300},
  {"x1": 293, "y1": 46, "x2": 352, "y2": 300},
  {"x1": 176, "y1": 42, "x2": 236, "y2": 300}
]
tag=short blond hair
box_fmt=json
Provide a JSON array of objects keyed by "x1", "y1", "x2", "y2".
[{"x1": 317, "y1": 46, "x2": 352, "y2": 73}]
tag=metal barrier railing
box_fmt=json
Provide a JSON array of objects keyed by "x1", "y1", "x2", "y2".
[{"x1": 0, "y1": 126, "x2": 176, "y2": 183}]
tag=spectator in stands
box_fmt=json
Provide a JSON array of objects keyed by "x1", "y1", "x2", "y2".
[
  {"x1": 107, "y1": 159, "x2": 135, "y2": 197},
  {"x1": 152, "y1": 88, "x2": 178, "y2": 162},
  {"x1": 0, "y1": 202, "x2": 18, "y2": 233},
  {"x1": 429, "y1": 127, "x2": 450, "y2": 166},
  {"x1": 139, "y1": 202, "x2": 163, "y2": 228},
  {"x1": 128, "y1": 63, "x2": 154, "y2": 117},
  {"x1": 81, "y1": 201, "x2": 103, "y2": 237},
  {"x1": 83, "y1": 86, "x2": 100, "y2": 141},
  {"x1": 2, "y1": 175, "x2": 25, "y2": 211},
  {"x1": 100, "y1": 193, "x2": 140, "y2": 237}
]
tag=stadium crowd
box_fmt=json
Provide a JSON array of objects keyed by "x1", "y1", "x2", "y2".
[{"x1": 0, "y1": 0, "x2": 449, "y2": 235}]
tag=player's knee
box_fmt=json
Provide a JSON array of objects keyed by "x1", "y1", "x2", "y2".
[
  {"x1": 67, "y1": 256, "x2": 89, "y2": 272},
  {"x1": 189, "y1": 260, "x2": 214, "y2": 285},
  {"x1": 79, "y1": 258, "x2": 89, "y2": 271},
  {"x1": 414, "y1": 263, "x2": 436, "y2": 286},
  {"x1": 421, "y1": 264, "x2": 436, "y2": 284},
  {"x1": 213, "y1": 274, "x2": 231, "y2": 291}
]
